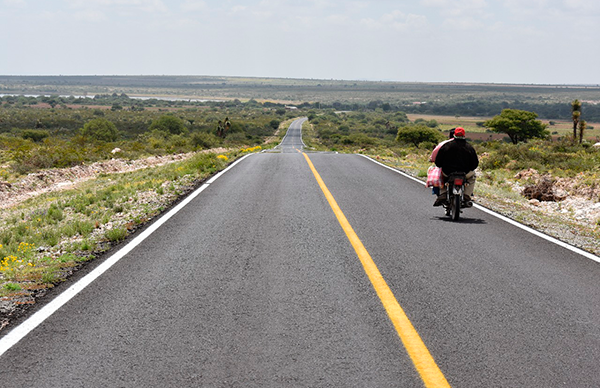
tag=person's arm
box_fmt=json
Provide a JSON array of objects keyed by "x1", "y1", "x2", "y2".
[
  {"x1": 470, "y1": 147, "x2": 479, "y2": 170},
  {"x1": 435, "y1": 145, "x2": 446, "y2": 168},
  {"x1": 430, "y1": 143, "x2": 443, "y2": 162}
]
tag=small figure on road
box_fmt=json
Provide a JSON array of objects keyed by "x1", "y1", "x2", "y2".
[
  {"x1": 426, "y1": 128, "x2": 455, "y2": 196},
  {"x1": 434, "y1": 127, "x2": 479, "y2": 206}
]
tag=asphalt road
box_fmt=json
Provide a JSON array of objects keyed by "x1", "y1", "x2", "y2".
[
  {"x1": 275, "y1": 116, "x2": 306, "y2": 153},
  {"x1": 1, "y1": 118, "x2": 600, "y2": 387}
]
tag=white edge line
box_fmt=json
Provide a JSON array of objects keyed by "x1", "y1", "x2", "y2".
[
  {"x1": 0, "y1": 153, "x2": 253, "y2": 357},
  {"x1": 358, "y1": 154, "x2": 600, "y2": 264}
]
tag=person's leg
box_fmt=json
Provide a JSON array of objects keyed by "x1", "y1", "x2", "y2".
[
  {"x1": 433, "y1": 174, "x2": 448, "y2": 206},
  {"x1": 465, "y1": 171, "x2": 476, "y2": 197}
]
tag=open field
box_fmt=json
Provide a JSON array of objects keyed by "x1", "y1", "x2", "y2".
[
  {"x1": 407, "y1": 113, "x2": 600, "y2": 142},
  {"x1": 2, "y1": 75, "x2": 600, "y2": 106}
]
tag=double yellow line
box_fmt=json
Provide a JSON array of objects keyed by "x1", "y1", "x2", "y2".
[{"x1": 303, "y1": 153, "x2": 450, "y2": 388}]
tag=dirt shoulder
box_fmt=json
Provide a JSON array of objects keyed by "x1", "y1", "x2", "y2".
[{"x1": 0, "y1": 148, "x2": 228, "y2": 209}]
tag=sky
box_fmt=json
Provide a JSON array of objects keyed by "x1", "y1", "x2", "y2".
[{"x1": 1, "y1": 0, "x2": 599, "y2": 85}]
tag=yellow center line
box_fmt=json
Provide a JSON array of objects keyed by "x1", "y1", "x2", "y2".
[{"x1": 303, "y1": 153, "x2": 451, "y2": 388}]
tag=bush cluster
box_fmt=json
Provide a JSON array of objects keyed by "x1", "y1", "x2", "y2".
[{"x1": 0, "y1": 104, "x2": 289, "y2": 175}]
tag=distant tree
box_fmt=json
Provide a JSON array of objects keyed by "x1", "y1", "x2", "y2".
[
  {"x1": 393, "y1": 112, "x2": 409, "y2": 123},
  {"x1": 484, "y1": 109, "x2": 548, "y2": 144},
  {"x1": 571, "y1": 99, "x2": 582, "y2": 143},
  {"x1": 42, "y1": 95, "x2": 59, "y2": 109},
  {"x1": 22, "y1": 129, "x2": 50, "y2": 142},
  {"x1": 367, "y1": 100, "x2": 382, "y2": 110},
  {"x1": 426, "y1": 119, "x2": 439, "y2": 128},
  {"x1": 149, "y1": 115, "x2": 187, "y2": 135},
  {"x1": 269, "y1": 119, "x2": 280, "y2": 130},
  {"x1": 396, "y1": 125, "x2": 444, "y2": 147},
  {"x1": 81, "y1": 118, "x2": 119, "y2": 142},
  {"x1": 216, "y1": 117, "x2": 231, "y2": 138},
  {"x1": 338, "y1": 124, "x2": 350, "y2": 134},
  {"x1": 578, "y1": 120, "x2": 587, "y2": 144}
]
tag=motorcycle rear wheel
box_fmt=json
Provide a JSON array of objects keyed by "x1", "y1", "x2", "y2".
[{"x1": 451, "y1": 194, "x2": 461, "y2": 221}]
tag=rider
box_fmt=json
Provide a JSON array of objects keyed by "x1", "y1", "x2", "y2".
[
  {"x1": 430, "y1": 127, "x2": 455, "y2": 163},
  {"x1": 433, "y1": 127, "x2": 479, "y2": 206}
]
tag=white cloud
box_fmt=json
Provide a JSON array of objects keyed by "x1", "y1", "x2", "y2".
[
  {"x1": 420, "y1": 0, "x2": 492, "y2": 30},
  {"x1": 181, "y1": 0, "x2": 206, "y2": 12},
  {"x1": 441, "y1": 16, "x2": 485, "y2": 30},
  {"x1": 3, "y1": 0, "x2": 26, "y2": 7},
  {"x1": 73, "y1": 9, "x2": 107, "y2": 22},
  {"x1": 563, "y1": 0, "x2": 600, "y2": 12},
  {"x1": 498, "y1": 0, "x2": 599, "y2": 20},
  {"x1": 421, "y1": 0, "x2": 488, "y2": 12},
  {"x1": 66, "y1": 0, "x2": 168, "y2": 13},
  {"x1": 325, "y1": 14, "x2": 349, "y2": 25},
  {"x1": 361, "y1": 10, "x2": 427, "y2": 31}
]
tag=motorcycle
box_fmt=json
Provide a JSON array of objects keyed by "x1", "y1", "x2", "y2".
[{"x1": 443, "y1": 172, "x2": 473, "y2": 221}]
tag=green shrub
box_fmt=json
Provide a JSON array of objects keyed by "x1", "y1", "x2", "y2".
[
  {"x1": 82, "y1": 118, "x2": 119, "y2": 142},
  {"x1": 346, "y1": 133, "x2": 375, "y2": 146},
  {"x1": 396, "y1": 125, "x2": 444, "y2": 147},
  {"x1": 22, "y1": 129, "x2": 50, "y2": 142},
  {"x1": 3, "y1": 282, "x2": 22, "y2": 291},
  {"x1": 269, "y1": 119, "x2": 280, "y2": 130},
  {"x1": 149, "y1": 115, "x2": 187, "y2": 135},
  {"x1": 105, "y1": 227, "x2": 128, "y2": 242},
  {"x1": 47, "y1": 204, "x2": 64, "y2": 222},
  {"x1": 191, "y1": 132, "x2": 220, "y2": 149},
  {"x1": 418, "y1": 141, "x2": 436, "y2": 150}
]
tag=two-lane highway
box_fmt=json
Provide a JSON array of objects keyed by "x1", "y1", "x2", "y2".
[
  {"x1": 275, "y1": 117, "x2": 306, "y2": 153},
  {"x1": 1, "y1": 118, "x2": 599, "y2": 387}
]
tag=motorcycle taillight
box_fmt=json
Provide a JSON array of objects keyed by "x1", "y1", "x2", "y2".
[{"x1": 454, "y1": 178, "x2": 464, "y2": 185}]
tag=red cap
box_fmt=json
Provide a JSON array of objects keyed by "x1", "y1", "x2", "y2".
[{"x1": 454, "y1": 127, "x2": 465, "y2": 138}]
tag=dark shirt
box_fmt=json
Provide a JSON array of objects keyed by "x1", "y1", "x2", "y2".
[{"x1": 435, "y1": 139, "x2": 479, "y2": 175}]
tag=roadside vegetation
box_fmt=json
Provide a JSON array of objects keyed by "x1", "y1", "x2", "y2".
[
  {"x1": 1, "y1": 87, "x2": 600, "y2": 328},
  {"x1": 0, "y1": 150, "x2": 252, "y2": 298}
]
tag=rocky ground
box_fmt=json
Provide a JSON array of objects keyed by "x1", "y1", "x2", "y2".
[{"x1": 476, "y1": 168, "x2": 600, "y2": 255}]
